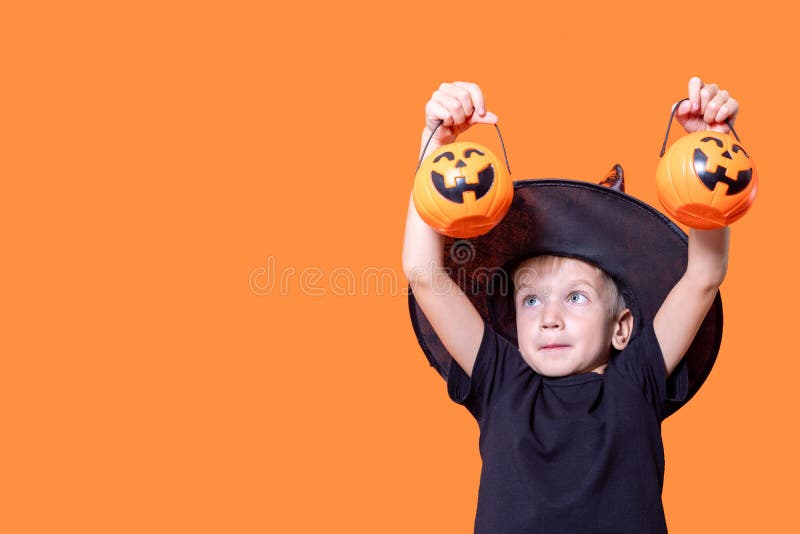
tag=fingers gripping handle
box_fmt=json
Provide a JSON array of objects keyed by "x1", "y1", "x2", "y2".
[{"x1": 659, "y1": 98, "x2": 741, "y2": 157}]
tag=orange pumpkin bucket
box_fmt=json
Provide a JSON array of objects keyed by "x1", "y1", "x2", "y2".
[
  {"x1": 413, "y1": 124, "x2": 513, "y2": 238},
  {"x1": 656, "y1": 99, "x2": 758, "y2": 229}
]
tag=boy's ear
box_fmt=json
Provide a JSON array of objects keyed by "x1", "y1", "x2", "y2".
[{"x1": 611, "y1": 308, "x2": 634, "y2": 351}]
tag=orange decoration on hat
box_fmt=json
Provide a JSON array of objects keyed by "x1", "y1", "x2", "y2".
[{"x1": 413, "y1": 141, "x2": 513, "y2": 238}]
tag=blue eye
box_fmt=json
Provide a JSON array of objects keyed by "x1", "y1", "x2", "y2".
[
  {"x1": 568, "y1": 292, "x2": 588, "y2": 304},
  {"x1": 523, "y1": 295, "x2": 540, "y2": 307}
]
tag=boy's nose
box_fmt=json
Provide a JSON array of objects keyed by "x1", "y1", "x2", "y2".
[
  {"x1": 540, "y1": 319, "x2": 563, "y2": 330},
  {"x1": 539, "y1": 305, "x2": 563, "y2": 330}
]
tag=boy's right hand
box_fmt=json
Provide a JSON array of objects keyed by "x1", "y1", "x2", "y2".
[
  {"x1": 423, "y1": 82, "x2": 499, "y2": 148},
  {"x1": 404, "y1": 82, "x2": 492, "y2": 378}
]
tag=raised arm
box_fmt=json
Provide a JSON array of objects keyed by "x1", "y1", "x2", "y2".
[
  {"x1": 402, "y1": 82, "x2": 497, "y2": 377},
  {"x1": 654, "y1": 77, "x2": 737, "y2": 377},
  {"x1": 654, "y1": 228, "x2": 729, "y2": 377}
]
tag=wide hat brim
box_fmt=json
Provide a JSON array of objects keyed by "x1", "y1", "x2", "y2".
[{"x1": 408, "y1": 178, "x2": 722, "y2": 419}]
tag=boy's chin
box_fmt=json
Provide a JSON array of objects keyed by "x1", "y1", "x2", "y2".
[
  {"x1": 520, "y1": 348, "x2": 610, "y2": 377},
  {"x1": 525, "y1": 359, "x2": 574, "y2": 378},
  {"x1": 536, "y1": 366, "x2": 576, "y2": 378},
  {"x1": 539, "y1": 367, "x2": 601, "y2": 378},
  {"x1": 525, "y1": 356, "x2": 608, "y2": 378}
]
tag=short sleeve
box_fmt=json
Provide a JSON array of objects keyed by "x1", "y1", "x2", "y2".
[
  {"x1": 611, "y1": 323, "x2": 689, "y2": 421},
  {"x1": 446, "y1": 321, "x2": 529, "y2": 421}
]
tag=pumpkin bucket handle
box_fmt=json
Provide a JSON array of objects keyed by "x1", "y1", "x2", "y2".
[
  {"x1": 417, "y1": 120, "x2": 512, "y2": 176},
  {"x1": 659, "y1": 98, "x2": 741, "y2": 157}
]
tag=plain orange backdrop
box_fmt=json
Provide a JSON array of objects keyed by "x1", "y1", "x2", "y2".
[{"x1": 3, "y1": 1, "x2": 799, "y2": 532}]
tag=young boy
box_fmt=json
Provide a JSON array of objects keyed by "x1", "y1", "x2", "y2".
[{"x1": 403, "y1": 79, "x2": 735, "y2": 533}]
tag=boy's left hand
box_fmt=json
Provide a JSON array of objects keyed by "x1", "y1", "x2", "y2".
[{"x1": 675, "y1": 76, "x2": 739, "y2": 134}]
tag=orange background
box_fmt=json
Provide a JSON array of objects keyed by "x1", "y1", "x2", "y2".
[{"x1": 3, "y1": 1, "x2": 798, "y2": 532}]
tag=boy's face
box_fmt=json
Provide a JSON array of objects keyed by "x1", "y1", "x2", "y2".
[{"x1": 513, "y1": 256, "x2": 631, "y2": 377}]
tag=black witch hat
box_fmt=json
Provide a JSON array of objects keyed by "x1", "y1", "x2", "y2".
[{"x1": 408, "y1": 166, "x2": 722, "y2": 419}]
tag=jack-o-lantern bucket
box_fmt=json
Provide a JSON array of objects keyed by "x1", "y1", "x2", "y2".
[
  {"x1": 413, "y1": 136, "x2": 513, "y2": 238},
  {"x1": 656, "y1": 101, "x2": 758, "y2": 229}
]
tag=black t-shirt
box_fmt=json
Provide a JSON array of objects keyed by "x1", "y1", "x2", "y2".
[{"x1": 447, "y1": 322, "x2": 687, "y2": 534}]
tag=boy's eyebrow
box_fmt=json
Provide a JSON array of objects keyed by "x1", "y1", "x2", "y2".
[
  {"x1": 515, "y1": 279, "x2": 599, "y2": 291},
  {"x1": 513, "y1": 277, "x2": 538, "y2": 290},
  {"x1": 516, "y1": 279, "x2": 599, "y2": 289},
  {"x1": 570, "y1": 279, "x2": 602, "y2": 292}
]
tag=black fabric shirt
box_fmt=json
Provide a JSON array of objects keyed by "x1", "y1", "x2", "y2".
[{"x1": 447, "y1": 322, "x2": 687, "y2": 534}]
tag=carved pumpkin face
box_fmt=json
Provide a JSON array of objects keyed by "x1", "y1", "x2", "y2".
[
  {"x1": 413, "y1": 141, "x2": 513, "y2": 238},
  {"x1": 657, "y1": 131, "x2": 758, "y2": 229}
]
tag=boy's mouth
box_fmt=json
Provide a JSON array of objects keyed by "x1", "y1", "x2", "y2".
[{"x1": 540, "y1": 344, "x2": 570, "y2": 351}]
